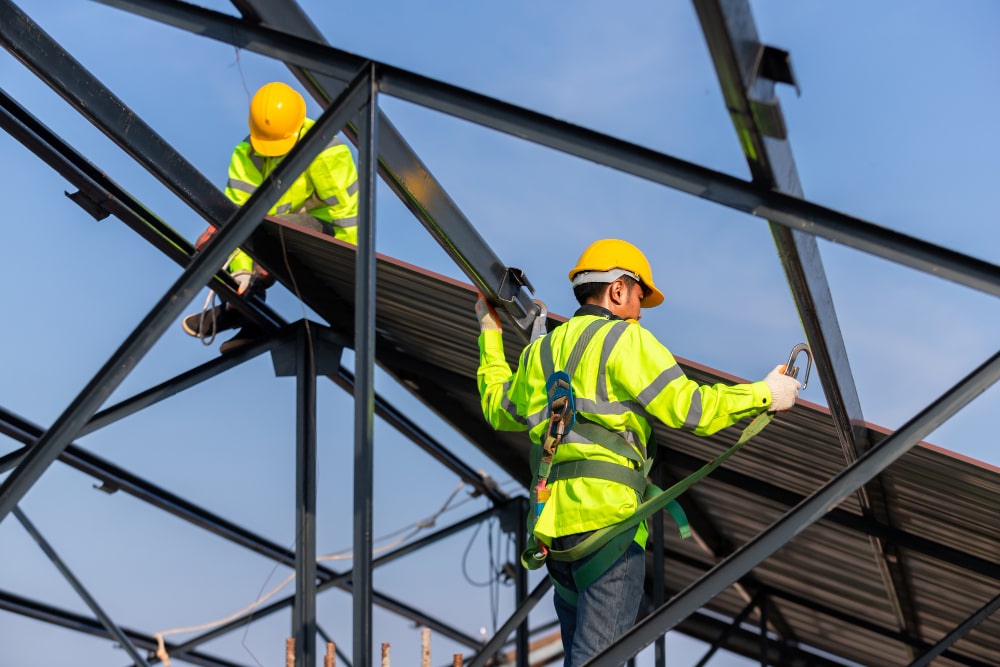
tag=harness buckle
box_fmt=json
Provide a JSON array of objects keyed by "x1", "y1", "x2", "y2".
[{"x1": 545, "y1": 370, "x2": 576, "y2": 440}]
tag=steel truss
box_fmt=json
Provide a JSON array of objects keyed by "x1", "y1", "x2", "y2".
[{"x1": 1, "y1": 1, "x2": 998, "y2": 666}]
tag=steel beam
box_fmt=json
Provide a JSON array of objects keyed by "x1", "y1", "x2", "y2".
[
  {"x1": 223, "y1": 0, "x2": 542, "y2": 337},
  {"x1": 0, "y1": 406, "x2": 484, "y2": 650},
  {"x1": 691, "y1": 0, "x2": 922, "y2": 650},
  {"x1": 660, "y1": 444, "x2": 1000, "y2": 582},
  {"x1": 0, "y1": 87, "x2": 190, "y2": 264},
  {"x1": 468, "y1": 578, "x2": 554, "y2": 667},
  {"x1": 0, "y1": 0, "x2": 231, "y2": 223},
  {"x1": 693, "y1": 592, "x2": 760, "y2": 667},
  {"x1": 0, "y1": 84, "x2": 277, "y2": 328},
  {"x1": 96, "y1": 0, "x2": 1000, "y2": 300},
  {"x1": 13, "y1": 507, "x2": 150, "y2": 667},
  {"x1": 82, "y1": 334, "x2": 292, "y2": 437},
  {"x1": 0, "y1": 590, "x2": 244, "y2": 667},
  {"x1": 0, "y1": 43, "x2": 361, "y2": 523},
  {"x1": 652, "y1": 460, "x2": 797, "y2": 642},
  {"x1": 669, "y1": 552, "x2": 993, "y2": 667},
  {"x1": 908, "y1": 591, "x2": 1000, "y2": 667},
  {"x1": 585, "y1": 350, "x2": 1000, "y2": 667}
]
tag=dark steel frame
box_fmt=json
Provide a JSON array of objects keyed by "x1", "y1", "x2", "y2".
[{"x1": 0, "y1": 0, "x2": 997, "y2": 666}]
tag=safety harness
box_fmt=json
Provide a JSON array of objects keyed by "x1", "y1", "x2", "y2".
[{"x1": 520, "y1": 317, "x2": 807, "y2": 606}]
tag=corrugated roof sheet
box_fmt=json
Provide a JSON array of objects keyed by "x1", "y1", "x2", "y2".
[{"x1": 251, "y1": 218, "x2": 1000, "y2": 667}]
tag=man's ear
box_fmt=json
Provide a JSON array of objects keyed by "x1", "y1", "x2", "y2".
[{"x1": 608, "y1": 278, "x2": 626, "y2": 305}]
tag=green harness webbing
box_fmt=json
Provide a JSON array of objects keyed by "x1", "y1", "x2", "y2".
[{"x1": 521, "y1": 317, "x2": 779, "y2": 604}]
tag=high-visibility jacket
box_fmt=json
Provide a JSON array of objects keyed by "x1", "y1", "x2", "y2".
[
  {"x1": 224, "y1": 117, "x2": 360, "y2": 273},
  {"x1": 478, "y1": 306, "x2": 772, "y2": 548}
]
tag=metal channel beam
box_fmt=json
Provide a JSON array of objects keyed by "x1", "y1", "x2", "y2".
[
  {"x1": 13, "y1": 507, "x2": 150, "y2": 667},
  {"x1": 653, "y1": 461, "x2": 797, "y2": 642},
  {"x1": 0, "y1": 52, "x2": 508, "y2": 500},
  {"x1": 0, "y1": 590, "x2": 245, "y2": 667},
  {"x1": 691, "y1": 0, "x2": 922, "y2": 649},
  {"x1": 468, "y1": 578, "x2": 553, "y2": 667},
  {"x1": 0, "y1": 42, "x2": 363, "y2": 523},
  {"x1": 675, "y1": 611, "x2": 853, "y2": 667},
  {"x1": 154, "y1": 507, "x2": 503, "y2": 662},
  {"x1": 585, "y1": 350, "x2": 1000, "y2": 667},
  {"x1": 662, "y1": 446, "x2": 1000, "y2": 582},
  {"x1": 98, "y1": 0, "x2": 1000, "y2": 300},
  {"x1": 223, "y1": 0, "x2": 541, "y2": 337},
  {"x1": 0, "y1": 0, "x2": 232, "y2": 224},
  {"x1": 0, "y1": 87, "x2": 190, "y2": 264},
  {"x1": 0, "y1": 85, "x2": 277, "y2": 328},
  {"x1": 668, "y1": 552, "x2": 994, "y2": 667},
  {"x1": 0, "y1": 407, "x2": 484, "y2": 649},
  {"x1": 908, "y1": 592, "x2": 1000, "y2": 667}
]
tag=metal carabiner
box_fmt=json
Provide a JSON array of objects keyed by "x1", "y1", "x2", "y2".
[{"x1": 784, "y1": 343, "x2": 812, "y2": 390}]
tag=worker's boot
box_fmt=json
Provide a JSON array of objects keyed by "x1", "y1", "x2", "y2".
[
  {"x1": 182, "y1": 305, "x2": 241, "y2": 339},
  {"x1": 219, "y1": 323, "x2": 266, "y2": 354}
]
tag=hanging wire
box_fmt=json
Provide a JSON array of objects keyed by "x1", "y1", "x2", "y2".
[{"x1": 152, "y1": 481, "x2": 473, "y2": 665}]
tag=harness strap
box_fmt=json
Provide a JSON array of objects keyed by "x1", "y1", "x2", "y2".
[
  {"x1": 548, "y1": 460, "x2": 647, "y2": 497},
  {"x1": 545, "y1": 416, "x2": 762, "y2": 565},
  {"x1": 571, "y1": 421, "x2": 646, "y2": 467}
]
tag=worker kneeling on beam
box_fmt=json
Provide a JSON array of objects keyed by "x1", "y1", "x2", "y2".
[
  {"x1": 182, "y1": 81, "x2": 360, "y2": 353},
  {"x1": 475, "y1": 239, "x2": 800, "y2": 667}
]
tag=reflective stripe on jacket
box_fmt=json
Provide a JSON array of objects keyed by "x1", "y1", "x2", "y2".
[
  {"x1": 224, "y1": 117, "x2": 360, "y2": 272},
  {"x1": 477, "y1": 312, "x2": 771, "y2": 546}
]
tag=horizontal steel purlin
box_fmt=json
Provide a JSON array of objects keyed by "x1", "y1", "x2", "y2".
[{"x1": 97, "y1": 0, "x2": 1000, "y2": 299}]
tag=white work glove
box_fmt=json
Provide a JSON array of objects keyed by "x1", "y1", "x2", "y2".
[
  {"x1": 231, "y1": 270, "x2": 252, "y2": 296},
  {"x1": 475, "y1": 293, "x2": 502, "y2": 333},
  {"x1": 763, "y1": 365, "x2": 801, "y2": 413}
]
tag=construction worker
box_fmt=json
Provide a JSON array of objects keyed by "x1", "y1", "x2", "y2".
[
  {"x1": 182, "y1": 81, "x2": 360, "y2": 352},
  {"x1": 474, "y1": 239, "x2": 800, "y2": 667}
]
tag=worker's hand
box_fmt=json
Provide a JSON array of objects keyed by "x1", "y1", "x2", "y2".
[
  {"x1": 475, "y1": 293, "x2": 502, "y2": 333},
  {"x1": 194, "y1": 226, "x2": 217, "y2": 251},
  {"x1": 762, "y1": 364, "x2": 800, "y2": 413},
  {"x1": 231, "y1": 270, "x2": 253, "y2": 296}
]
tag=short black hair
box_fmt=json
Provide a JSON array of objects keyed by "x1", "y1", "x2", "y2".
[{"x1": 573, "y1": 274, "x2": 640, "y2": 306}]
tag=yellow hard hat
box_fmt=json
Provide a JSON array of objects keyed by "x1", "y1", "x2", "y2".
[
  {"x1": 568, "y1": 239, "x2": 664, "y2": 308},
  {"x1": 248, "y1": 82, "x2": 307, "y2": 156}
]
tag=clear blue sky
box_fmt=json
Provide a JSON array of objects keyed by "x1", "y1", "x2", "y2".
[{"x1": 1, "y1": 1, "x2": 998, "y2": 666}]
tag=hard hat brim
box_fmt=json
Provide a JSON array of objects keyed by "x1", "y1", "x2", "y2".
[
  {"x1": 249, "y1": 132, "x2": 297, "y2": 157},
  {"x1": 641, "y1": 287, "x2": 664, "y2": 308}
]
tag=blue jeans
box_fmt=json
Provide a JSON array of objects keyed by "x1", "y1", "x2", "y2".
[{"x1": 547, "y1": 532, "x2": 645, "y2": 667}]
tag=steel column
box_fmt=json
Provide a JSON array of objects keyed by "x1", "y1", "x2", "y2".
[
  {"x1": 13, "y1": 507, "x2": 150, "y2": 667},
  {"x1": 584, "y1": 350, "x2": 1000, "y2": 667},
  {"x1": 352, "y1": 62, "x2": 379, "y2": 667},
  {"x1": 294, "y1": 324, "x2": 319, "y2": 667}
]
